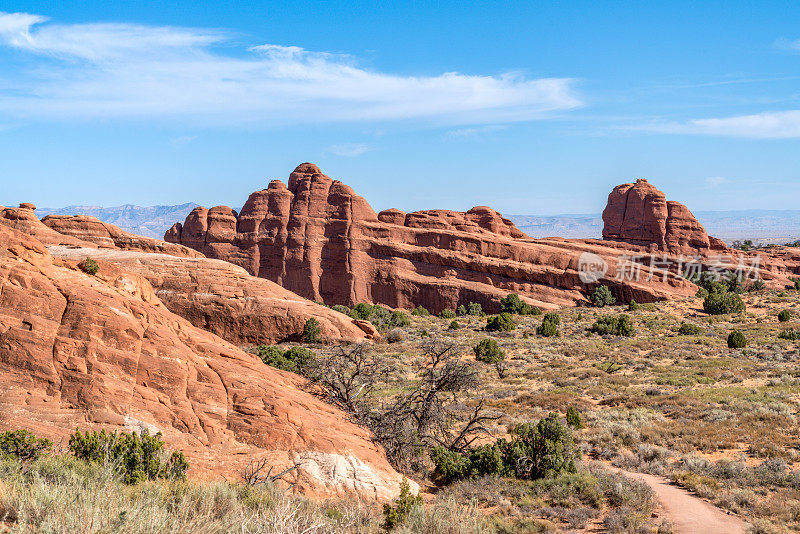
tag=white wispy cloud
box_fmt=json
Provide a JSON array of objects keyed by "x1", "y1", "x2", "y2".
[
  {"x1": 445, "y1": 124, "x2": 508, "y2": 139},
  {"x1": 705, "y1": 176, "x2": 728, "y2": 186},
  {"x1": 774, "y1": 38, "x2": 800, "y2": 51},
  {"x1": 0, "y1": 12, "x2": 582, "y2": 126},
  {"x1": 644, "y1": 110, "x2": 800, "y2": 139},
  {"x1": 327, "y1": 143, "x2": 370, "y2": 157}
]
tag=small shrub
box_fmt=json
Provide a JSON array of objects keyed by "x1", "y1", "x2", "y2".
[
  {"x1": 349, "y1": 303, "x2": 375, "y2": 320},
  {"x1": 301, "y1": 318, "x2": 321, "y2": 343},
  {"x1": 778, "y1": 310, "x2": 791, "y2": 322},
  {"x1": 500, "y1": 293, "x2": 536, "y2": 315},
  {"x1": 703, "y1": 291, "x2": 745, "y2": 315},
  {"x1": 467, "y1": 302, "x2": 484, "y2": 316},
  {"x1": 0, "y1": 429, "x2": 52, "y2": 461},
  {"x1": 727, "y1": 330, "x2": 747, "y2": 349},
  {"x1": 750, "y1": 279, "x2": 766, "y2": 291},
  {"x1": 431, "y1": 413, "x2": 577, "y2": 484},
  {"x1": 678, "y1": 322, "x2": 702, "y2": 335},
  {"x1": 456, "y1": 305, "x2": 468, "y2": 316},
  {"x1": 486, "y1": 312, "x2": 515, "y2": 332},
  {"x1": 78, "y1": 258, "x2": 99, "y2": 275},
  {"x1": 411, "y1": 306, "x2": 430, "y2": 317},
  {"x1": 537, "y1": 313, "x2": 560, "y2": 337},
  {"x1": 628, "y1": 300, "x2": 639, "y2": 311},
  {"x1": 438, "y1": 309, "x2": 456, "y2": 319},
  {"x1": 566, "y1": 406, "x2": 583, "y2": 429},
  {"x1": 590, "y1": 315, "x2": 635, "y2": 337},
  {"x1": 590, "y1": 286, "x2": 616, "y2": 307},
  {"x1": 473, "y1": 338, "x2": 505, "y2": 363},
  {"x1": 256, "y1": 345, "x2": 316, "y2": 375},
  {"x1": 389, "y1": 310, "x2": 411, "y2": 328},
  {"x1": 778, "y1": 330, "x2": 800, "y2": 341},
  {"x1": 430, "y1": 447, "x2": 471, "y2": 484},
  {"x1": 382, "y1": 478, "x2": 423, "y2": 531},
  {"x1": 331, "y1": 304, "x2": 350, "y2": 315},
  {"x1": 793, "y1": 278, "x2": 800, "y2": 291},
  {"x1": 69, "y1": 428, "x2": 188, "y2": 484},
  {"x1": 386, "y1": 328, "x2": 405, "y2": 343},
  {"x1": 448, "y1": 320, "x2": 460, "y2": 330}
]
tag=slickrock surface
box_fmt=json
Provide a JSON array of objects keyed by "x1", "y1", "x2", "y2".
[
  {"x1": 0, "y1": 223, "x2": 403, "y2": 499},
  {"x1": 602, "y1": 179, "x2": 727, "y2": 254},
  {"x1": 166, "y1": 163, "x2": 702, "y2": 312},
  {"x1": 41, "y1": 213, "x2": 202, "y2": 257},
  {"x1": 1, "y1": 206, "x2": 374, "y2": 344},
  {"x1": 48, "y1": 245, "x2": 377, "y2": 345}
]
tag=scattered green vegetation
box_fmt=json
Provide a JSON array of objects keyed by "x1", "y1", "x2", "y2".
[
  {"x1": 69, "y1": 428, "x2": 188, "y2": 484},
  {"x1": 500, "y1": 294, "x2": 540, "y2": 316},
  {"x1": 726, "y1": 330, "x2": 747, "y2": 349},
  {"x1": 382, "y1": 479, "x2": 423, "y2": 531},
  {"x1": 255, "y1": 345, "x2": 317, "y2": 374},
  {"x1": 438, "y1": 309, "x2": 456, "y2": 319},
  {"x1": 486, "y1": 312, "x2": 515, "y2": 332},
  {"x1": 590, "y1": 286, "x2": 616, "y2": 307},
  {"x1": 302, "y1": 317, "x2": 321, "y2": 343},
  {"x1": 589, "y1": 314, "x2": 635, "y2": 337},
  {"x1": 0, "y1": 429, "x2": 52, "y2": 461},
  {"x1": 473, "y1": 338, "x2": 505, "y2": 364},
  {"x1": 778, "y1": 309, "x2": 791, "y2": 322},
  {"x1": 536, "y1": 312, "x2": 560, "y2": 337},
  {"x1": 78, "y1": 257, "x2": 99, "y2": 275},
  {"x1": 411, "y1": 306, "x2": 430, "y2": 317},
  {"x1": 678, "y1": 322, "x2": 703, "y2": 335}
]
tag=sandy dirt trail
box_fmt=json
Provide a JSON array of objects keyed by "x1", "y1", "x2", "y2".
[{"x1": 618, "y1": 469, "x2": 747, "y2": 534}]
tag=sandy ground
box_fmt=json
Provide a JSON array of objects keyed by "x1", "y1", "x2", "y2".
[{"x1": 617, "y1": 469, "x2": 747, "y2": 534}]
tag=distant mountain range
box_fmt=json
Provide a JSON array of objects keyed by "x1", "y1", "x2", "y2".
[
  {"x1": 38, "y1": 203, "x2": 199, "y2": 239},
  {"x1": 507, "y1": 210, "x2": 800, "y2": 245},
  {"x1": 37, "y1": 203, "x2": 800, "y2": 245}
]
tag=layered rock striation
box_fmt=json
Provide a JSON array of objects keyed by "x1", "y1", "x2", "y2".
[
  {"x1": 0, "y1": 223, "x2": 403, "y2": 498},
  {"x1": 166, "y1": 164, "x2": 705, "y2": 311},
  {"x1": 602, "y1": 179, "x2": 727, "y2": 254}
]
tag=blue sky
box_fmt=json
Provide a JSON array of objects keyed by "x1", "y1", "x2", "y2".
[{"x1": 1, "y1": 1, "x2": 799, "y2": 215}]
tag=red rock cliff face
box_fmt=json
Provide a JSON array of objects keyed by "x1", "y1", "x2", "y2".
[
  {"x1": 602, "y1": 179, "x2": 726, "y2": 254},
  {"x1": 166, "y1": 164, "x2": 704, "y2": 311},
  {"x1": 0, "y1": 223, "x2": 405, "y2": 499}
]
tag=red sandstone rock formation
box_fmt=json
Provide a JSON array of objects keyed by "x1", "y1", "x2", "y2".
[
  {"x1": 166, "y1": 164, "x2": 707, "y2": 311},
  {"x1": 602, "y1": 179, "x2": 727, "y2": 254},
  {"x1": 1, "y1": 205, "x2": 374, "y2": 344},
  {"x1": 41, "y1": 213, "x2": 202, "y2": 257},
  {"x1": 0, "y1": 223, "x2": 402, "y2": 498}
]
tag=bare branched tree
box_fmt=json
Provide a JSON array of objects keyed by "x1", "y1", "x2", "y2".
[
  {"x1": 241, "y1": 458, "x2": 300, "y2": 487},
  {"x1": 305, "y1": 344, "x2": 391, "y2": 416}
]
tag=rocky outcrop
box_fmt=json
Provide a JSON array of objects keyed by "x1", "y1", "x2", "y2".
[
  {"x1": 47, "y1": 245, "x2": 377, "y2": 345},
  {"x1": 602, "y1": 179, "x2": 727, "y2": 254},
  {"x1": 0, "y1": 223, "x2": 402, "y2": 499},
  {"x1": 41, "y1": 214, "x2": 202, "y2": 257},
  {"x1": 166, "y1": 164, "x2": 704, "y2": 311},
  {"x1": 3, "y1": 208, "x2": 374, "y2": 344}
]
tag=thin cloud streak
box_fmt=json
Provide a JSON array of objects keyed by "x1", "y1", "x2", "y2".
[
  {"x1": 0, "y1": 12, "x2": 582, "y2": 127},
  {"x1": 637, "y1": 110, "x2": 800, "y2": 139}
]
